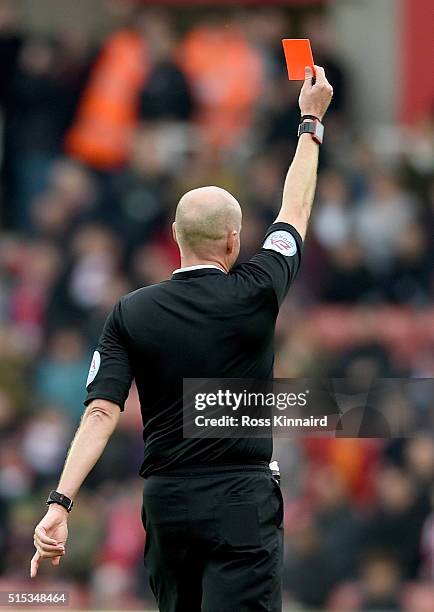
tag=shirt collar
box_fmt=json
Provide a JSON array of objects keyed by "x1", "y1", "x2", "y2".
[{"x1": 172, "y1": 264, "x2": 225, "y2": 274}]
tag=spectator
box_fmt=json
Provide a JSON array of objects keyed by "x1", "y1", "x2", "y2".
[
  {"x1": 385, "y1": 222, "x2": 432, "y2": 305},
  {"x1": 22, "y1": 408, "x2": 72, "y2": 484},
  {"x1": 243, "y1": 7, "x2": 289, "y2": 83},
  {"x1": 179, "y1": 13, "x2": 264, "y2": 149},
  {"x1": 244, "y1": 153, "x2": 284, "y2": 226},
  {"x1": 46, "y1": 224, "x2": 123, "y2": 329},
  {"x1": 354, "y1": 171, "x2": 415, "y2": 273},
  {"x1": 8, "y1": 239, "x2": 61, "y2": 337},
  {"x1": 321, "y1": 240, "x2": 375, "y2": 303},
  {"x1": 138, "y1": 10, "x2": 194, "y2": 121},
  {"x1": 363, "y1": 466, "x2": 430, "y2": 579},
  {"x1": 261, "y1": 77, "x2": 301, "y2": 155},
  {"x1": 404, "y1": 437, "x2": 434, "y2": 489},
  {"x1": 285, "y1": 516, "x2": 336, "y2": 608},
  {"x1": 310, "y1": 466, "x2": 362, "y2": 583},
  {"x1": 65, "y1": 16, "x2": 149, "y2": 171},
  {"x1": 358, "y1": 550, "x2": 403, "y2": 611},
  {"x1": 34, "y1": 329, "x2": 90, "y2": 421},
  {"x1": 107, "y1": 126, "x2": 174, "y2": 252},
  {"x1": 32, "y1": 159, "x2": 98, "y2": 241},
  {"x1": 303, "y1": 14, "x2": 349, "y2": 120},
  {"x1": 313, "y1": 170, "x2": 354, "y2": 250},
  {"x1": 4, "y1": 37, "x2": 81, "y2": 229}
]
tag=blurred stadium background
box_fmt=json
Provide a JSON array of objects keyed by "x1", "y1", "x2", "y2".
[{"x1": 0, "y1": 0, "x2": 433, "y2": 610}]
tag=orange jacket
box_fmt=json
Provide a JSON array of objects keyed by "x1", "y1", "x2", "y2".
[
  {"x1": 65, "y1": 30, "x2": 148, "y2": 170},
  {"x1": 179, "y1": 24, "x2": 264, "y2": 149}
]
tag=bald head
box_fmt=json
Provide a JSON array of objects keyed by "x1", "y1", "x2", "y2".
[{"x1": 174, "y1": 186, "x2": 242, "y2": 266}]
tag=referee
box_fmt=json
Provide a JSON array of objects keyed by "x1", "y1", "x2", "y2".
[{"x1": 31, "y1": 66, "x2": 333, "y2": 611}]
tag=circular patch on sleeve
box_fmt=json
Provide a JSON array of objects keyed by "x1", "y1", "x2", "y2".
[
  {"x1": 262, "y1": 231, "x2": 297, "y2": 256},
  {"x1": 86, "y1": 351, "x2": 101, "y2": 388}
]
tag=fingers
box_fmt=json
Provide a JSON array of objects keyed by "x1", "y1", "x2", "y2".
[
  {"x1": 34, "y1": 530, "x2": 65, "y2": 554},
  {"x1": 35, "y1": 526, "x2": 58, "y2": 546},
  {"x1": 34, "y1": 525, "x2": 65, "y2": 560},
  {"x1": 313, "y1": 65, "x2": 334, "y2": 95},
  {"x1": 31, "y1": 513, "x2": 68, "y2": 577},
  {"x1": 34, "y1": 540, "x2": 65, "y2": 554},
  {"x1": 30, "y1": 551, "x2": 40, "y2": 578},
  {"x1": 33, "y1": 541, "x2": 65, "y2": 557},
  {"x1": 314, "y1": 65, "x2": 326, "y2": 83},
  {"x1": 30, "y1": 548, "x2": 64, "y2": 578}
]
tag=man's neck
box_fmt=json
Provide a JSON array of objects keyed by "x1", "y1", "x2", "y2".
[{"x1": 178, "y1": 257, "x2": 228, "y2": 273}]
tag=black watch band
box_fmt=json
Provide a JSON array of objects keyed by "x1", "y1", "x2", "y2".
[
  {"x1": 46, "y1": 490, "x2": 73, "y2": 512},
  {"x1": 297, "y1": 119, "x2": 324, "y2": 145},
  {"x1": 301, "y1": 114, "x2": 322, "y2": 122}
]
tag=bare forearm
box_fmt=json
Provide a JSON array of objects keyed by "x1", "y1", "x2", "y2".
[
  {"x1": 275, "y1": 133, "x2": 319, "y2": 237},
  {"x1": 31, "y1": 403, "x2": 120, "y2": 577},
  {"x1": 275, "y1": 64, "x2": 333, "y2": 238},
  {"x1": 57, "y1": 402, "x2": 120, "y2": 499}
]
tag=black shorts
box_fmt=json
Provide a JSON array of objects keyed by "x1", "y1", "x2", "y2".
[{"x1": 142, "y1": 464, "x2": 284, "y2": 612}]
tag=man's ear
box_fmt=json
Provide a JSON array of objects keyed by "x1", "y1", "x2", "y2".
[
  {"x1": 172, "y1": 222, "x2": 178, "y2": 245},
  {"x1": 227, "y1": 230, "x2": 238, "y2": 254}
]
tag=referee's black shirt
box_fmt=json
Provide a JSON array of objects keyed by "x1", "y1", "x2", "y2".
[{"x1": 85, "y1": 222, "x2": 303, "y2": 476}]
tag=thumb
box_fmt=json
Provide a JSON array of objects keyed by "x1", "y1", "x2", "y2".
[{"x1": 304, "y1": 66, "x2": 313, "y2": 81}]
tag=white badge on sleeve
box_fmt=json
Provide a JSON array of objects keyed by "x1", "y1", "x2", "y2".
[
  {"x1": 263, "y1": 231, "x2": 297, "y2": 256},
  {"x1": 86, "y1": 351, "x2": 101, "y2": 387}
]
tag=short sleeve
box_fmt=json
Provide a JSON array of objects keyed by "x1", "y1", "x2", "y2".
[
  {"x1": 236, "y1": 222, "x2": 303, "y2": 306},
  {"x1": 84, "y1": 301, "x2": 133, "y2": 410}
]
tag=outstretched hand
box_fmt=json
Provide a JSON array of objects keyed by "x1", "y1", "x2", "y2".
[
  {"x1": 299, "y1": 65, "x2": 333, "y2": 121},
  {"x1": 30, "y1": 506, "x2": 68, "y2": 578}
]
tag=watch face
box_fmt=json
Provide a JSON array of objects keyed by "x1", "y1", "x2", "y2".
[
  {"x1": 314, "y1": 122, "x2": 324, "y2": 144},
  {"x1": 47, "y1": 491, "x2": 73, "y2": 511}
]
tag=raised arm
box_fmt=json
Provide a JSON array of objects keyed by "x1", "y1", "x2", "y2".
[{"x1": 275, "y1": 65, "x2": 333, "y2": 239}]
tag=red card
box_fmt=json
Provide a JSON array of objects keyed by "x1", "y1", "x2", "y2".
[{"x1": 282, "y1": 39, "x2": 315, "y2": 81}]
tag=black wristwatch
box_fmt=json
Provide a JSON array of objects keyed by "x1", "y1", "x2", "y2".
[
  {"x1": 298, "y1": 117, "x2": 324, "y2": 145},
  {"x1": 46, "y1": 490, "x2": 74, "y2": 512}
]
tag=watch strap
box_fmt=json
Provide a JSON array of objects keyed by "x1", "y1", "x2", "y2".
[
  {"x1": 46, "y1": 490, "x2": 74, "y2": 512},
  {"x1": 301, "y1": 114, "x2": 322, "y2": 122},
  {"x1": 297, "y1": 119, "x2": 324, "y2": 145}
]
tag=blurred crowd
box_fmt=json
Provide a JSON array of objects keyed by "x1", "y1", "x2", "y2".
[{"x1": 0, "y1": 1, "x2": 433, "y2": 610}]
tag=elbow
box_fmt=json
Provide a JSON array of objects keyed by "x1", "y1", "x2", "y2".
[
  {"x1": 82, "y1": 400, "x2": 120, "y2": 429},
  {"x1": 85, "y1": 408, "x2": 111, "y2": 424}
]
